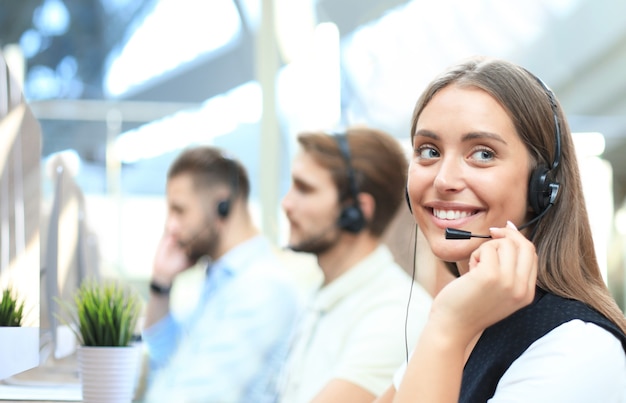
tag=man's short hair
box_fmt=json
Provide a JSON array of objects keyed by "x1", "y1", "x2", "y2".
[{"x1": 168, "y1": 146, "x2": 250, "y2": 202}]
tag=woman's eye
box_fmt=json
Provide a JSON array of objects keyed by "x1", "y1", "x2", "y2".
[
  {"x1": 416, "y1": 146, "x2": 440, "y2": 159},
  {"x1": 471, "y1": 148, "x2": 494, "y2": 162}
]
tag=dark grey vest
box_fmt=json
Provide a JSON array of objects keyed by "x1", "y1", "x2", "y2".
[{"x1": 460, "y1": 288, "x2": 626, "y2": 403}]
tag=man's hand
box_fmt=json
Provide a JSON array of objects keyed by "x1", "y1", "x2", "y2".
[{"x1": 151, "y1": 232, "x2": 194, "y2": 287}]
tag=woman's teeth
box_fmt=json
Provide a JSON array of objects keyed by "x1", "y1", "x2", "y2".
[{"x1": 433, "y1": 209, "x2": 472, "y2": 220}]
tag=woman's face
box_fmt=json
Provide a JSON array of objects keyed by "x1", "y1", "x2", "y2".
[{"x1": 407, "y1": 84, "x2": 532, "y2": 274}]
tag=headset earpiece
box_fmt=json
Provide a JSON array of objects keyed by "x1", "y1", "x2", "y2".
[
  {"x1": 216, "y1": 156, "x2": 239, "y2": 219},
  {"x1": 338, "y1": 205, "x2": 365, "y2": 233},
  {"x1": 524, "y1": 70, "x2": 562, "y2": 218},
  {"x1": 334, "y1": 133, "x2": 366, "y2": 233},
  {"x1": 528, "y1": 165, "x2": 560, "y2": 215},
  {"x1": 217, "y1": 199, "x2": 230, "y2": 218}
]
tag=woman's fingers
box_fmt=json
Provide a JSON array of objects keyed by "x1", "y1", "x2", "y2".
[
  {"x1": 487, "y1": 221, "x2": 537, "y2": 303},
  {"x1": 467, "y1": 221, "x2": 537, "y2": 312}
]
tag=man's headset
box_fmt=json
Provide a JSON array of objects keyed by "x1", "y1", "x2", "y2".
[
  {"x1": 404, "y1": 72, "x2": 562, "y2": 239},
  {"x1": 334, "y1": 133, "x2": 366, "y2": 233},
  {"x1": 216, "y1": 156, "x2": 240, "y2": 219}
]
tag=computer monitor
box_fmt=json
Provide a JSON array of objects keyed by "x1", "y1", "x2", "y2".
[
  {"x1": 0, "y1": 53, "x2": 41, "y2": 381},
  {"x1": 1, "y1": 149, "x2": 98, "y2": 391},
  {"x1": 40, "y1": 150, "x2": 95, "y2": 363}
]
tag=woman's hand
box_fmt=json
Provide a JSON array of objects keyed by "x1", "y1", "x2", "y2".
[{"x1": 430, "y1": 221, "x2": 538, "y2": 344}]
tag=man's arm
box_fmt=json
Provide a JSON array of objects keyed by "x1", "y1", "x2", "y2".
[
  {"x1": 310, "y1": 379, "x2": 375, "y2": 403},
  {"x1": 144, "y1": 232, "x2": 193, "y2": 328},
  {"x1": 143, "y1": 287, "x2": 171, "y2": 329},
  {"x1": 142, "y1": 232, "x2": 196, "y2": 369},
  {"x1": 373, "y1": 385, "x2": 396, "y2": 403}
]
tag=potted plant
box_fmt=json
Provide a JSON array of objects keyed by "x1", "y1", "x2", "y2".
[
  {"x1": 0, "y1": 286, "x2": 25, "y2": 327},
  {"x1": 57, "y1": 279, "x2": 143, "y2": 403}
]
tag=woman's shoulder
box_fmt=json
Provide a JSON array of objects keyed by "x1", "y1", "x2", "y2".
[
  {"x1": 531, "y1": 319, "x2": 625, "y2": 359},
  {"x1": 463, "y1": 290, "x2": 626, "y2": 401},
  {"x1": 536, "y1": 291, "x2": 626, "y2": 349},
  {"x1": 493, "y1": 320, "x2": 626, "y2": 402}
]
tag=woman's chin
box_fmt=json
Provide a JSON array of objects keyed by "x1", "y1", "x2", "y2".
[{"x1": 429, "y1": 240, "x2": 475, "y2": 265}]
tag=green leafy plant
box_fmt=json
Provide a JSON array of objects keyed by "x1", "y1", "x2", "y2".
[
  {"x1": 57, "y1": 279, "x2": 142, "y2": 347},
  {"x1": 0, "y1": 286, "x2": 25, "y2": 327}
]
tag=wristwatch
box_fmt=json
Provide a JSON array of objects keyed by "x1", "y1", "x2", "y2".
[{"x1": 149, "y1": 280, "x2": 171, "y2": 295}]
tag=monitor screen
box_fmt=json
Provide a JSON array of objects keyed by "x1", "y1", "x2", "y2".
[{"x1": 40, "y1": 150, "x2": 93, "y2": 362}]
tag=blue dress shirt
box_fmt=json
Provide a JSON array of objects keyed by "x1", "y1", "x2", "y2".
[{"x1": 142, "y1": 235, "x2": 302, "y2": 402}]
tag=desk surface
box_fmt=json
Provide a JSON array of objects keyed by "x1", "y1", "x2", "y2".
[
  {"x1": 0, "y1": 382, "x2": 81, "y2": 402},
  {"x1": 0, "y1": 357, "x2": 81, "y2": 402},
  {"x1": 1, "y1": 346, "x2": 149, "y2": 402}
]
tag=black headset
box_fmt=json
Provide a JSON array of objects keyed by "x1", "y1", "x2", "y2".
[
  {"x1": 216, "y1": 156, "x2": 239, "y2": 218},
  {"x1": 405, "y1": 73, "x2": 562, "y2": 219},
  {"x1": 527, "y1": 74, "x2": 561, "y2": 215},
  {"x1": 334, "y1": 133, "x2": 366, "y2": 233}
]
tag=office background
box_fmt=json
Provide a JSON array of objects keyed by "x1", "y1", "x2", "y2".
[{"x1": 1, "y1": 0, "x2": 625, "y2": 310}]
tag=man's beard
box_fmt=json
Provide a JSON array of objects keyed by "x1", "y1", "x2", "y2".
[
  {"x1": 183, "y1": 225, "x2": 219, "y2": 263},
  {"x1": 288, "y1": 224, "x2": 341, "y2": 255}
]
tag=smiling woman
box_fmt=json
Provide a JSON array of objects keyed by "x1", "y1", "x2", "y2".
[{"x1": 376, "y1": 56, "x2": 626, "y2": 403}]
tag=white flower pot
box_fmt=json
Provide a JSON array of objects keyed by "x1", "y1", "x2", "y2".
[{"x1": 77, "y1": 345, "x2": 141, "y2": 403}]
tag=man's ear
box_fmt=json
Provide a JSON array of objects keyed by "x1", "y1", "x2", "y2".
[{"x1": 357, "y1": 192, "x2": 375, "y2": 222}]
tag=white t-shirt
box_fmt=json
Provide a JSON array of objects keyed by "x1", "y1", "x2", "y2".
[
  {"x1": 279, "y1": 245, "x2": 432, "y2": 403},
  {"x1": 393, "y1": 320, "x2": 626, "y2": 402}
]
